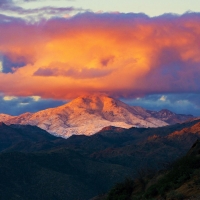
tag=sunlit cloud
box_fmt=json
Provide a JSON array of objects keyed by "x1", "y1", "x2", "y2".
[
  {"x1": 0, "y1": 62, "x2": 3, "y2": 72},
  {"x1": 32, "y1": 96, "x2": 41, "y2": 101},
  {"x1": 159, "y1": 95, "x2": 167, "y2": 102},
  {"x1": 3, "y1": 96, "x2": 17, "y2": 101},
  {"x1": 0, "y1": 12, "x2": 200, "y2": 101}
]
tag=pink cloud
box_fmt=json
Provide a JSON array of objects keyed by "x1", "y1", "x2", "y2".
[{"x1": 0, "y1": 12, "x2": 200, "y2": 99}]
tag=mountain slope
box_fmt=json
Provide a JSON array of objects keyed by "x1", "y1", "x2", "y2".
[
  {"x1": 0, "y1": 120, "x2": 200, "y2": 200},
  {"x1": 147, "y1": 109, "x2": 194, "y2": 124},
  {"x1": 0, "y1": 94, "x2": 194, "y2": 138},
  {"x1": 104, "y1": 139, "x2": 200, "y2": 200},
  {"x1": 0, "y1": 151, "x2": 132, "y2": 200},
  {"x1": 0, "y1": 122, "x2": 67, "y2": 152}
]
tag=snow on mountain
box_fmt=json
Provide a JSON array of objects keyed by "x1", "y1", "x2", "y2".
[
  {"x1": 147, "y1": 109, "x2": 194, "y2": 124},
  {"x1": 0, "y1": 114, "x2": 14, "y2": 122},
  {"x1": 0, "y1": 94, "x2": 193, "y2": 138}
]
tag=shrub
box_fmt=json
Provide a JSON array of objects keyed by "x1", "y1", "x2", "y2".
[
  {"x1": 107, "y1": 178, "x2": 134, "y2": 200},
  {"x1": 167, "y1": 190, "x2": 185, "y2": 200}
]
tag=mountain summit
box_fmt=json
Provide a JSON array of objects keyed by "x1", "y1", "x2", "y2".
[{"x1": 0, "y1": 94, "x2": 194, "y2": 138}]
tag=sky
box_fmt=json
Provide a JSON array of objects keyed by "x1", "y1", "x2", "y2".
[{"x1": 1, "y1": 0, "x2": 200, "y2": 116}]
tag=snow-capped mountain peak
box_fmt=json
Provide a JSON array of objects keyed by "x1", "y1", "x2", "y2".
[{"x1": 0, "y1": 94, "x2": 194, "y2": 138}]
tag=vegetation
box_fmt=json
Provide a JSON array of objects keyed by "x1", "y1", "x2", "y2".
[
  {"x1": 144, "y1": 155, "x2": 200, "y2": 198},
  {"x1": 106, "y1": 148, "x2": 200, "y2": 200},
  {"x1": 0, "y1": 122, "x2": 200, "y2": 199},
  {"x1": 107, "y1": 178, "x2": 135, "y2": 200}
]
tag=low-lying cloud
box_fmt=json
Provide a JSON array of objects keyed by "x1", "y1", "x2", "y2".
[{"x1": 0, "y1": 94, "x2": 66, "y2": 115}]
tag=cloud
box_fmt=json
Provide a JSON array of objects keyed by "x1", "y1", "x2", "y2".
[
  {"x1": 3, "y1": 6, "x2": 81, "y2": 15},
  {"x1": 0, "y1": 94, "x2": 66, "y2": 115},
  {"x1": 0, "y1": 12, "x2": 200, "y2": 100},
  {"x1": 1, "y1": 55, "x2": 27, "y2": 73},
  {"x1": 0, "y1": 63, "x2": 2, "y2": 72},
  {"x1": 0, "y1": 6, "x2": 84, "y2": 20},
  {"x1": 34, "y1": 62, "x2": 113, "y2": 78},
  {"x1": 122, "y1": 93, "x2": 200, "y2": 116},
  {"x1": 3, "y1": 96, "x2": 17, "y2": 101},
  {"x1": 0, "y1": 0, "x2": 84, "y2": 20},
  {"x1": 159, "y1": 95, "x2": 167, "y2": 102},
  {"x1": 0, "y1": 0, "x2": 12, "y2": 6},
  {"x1": 22, "y1": 0, "x2": 75, "y2": 1}
]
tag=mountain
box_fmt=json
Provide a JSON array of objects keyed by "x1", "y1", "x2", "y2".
[
  {"x1": 0, "y1": 120, "x2": 200, "y2": 199},
  {"x1": 147, "y1": 109, "x2": 194, "y2": 124},
  {"x1": 0, "y1": 122, "x2": 68, "y2": 152},
  {"x1": 103, "y1": 139, "x2": 200, "y2": 200},
  {"x1": 0, "y1": 151, "x2": 133, "y2": 200},
  {"x1": 0, "y1": 94, "x2": 194, "y2": 138}
]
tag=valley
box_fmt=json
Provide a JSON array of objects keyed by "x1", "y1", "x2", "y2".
[{"x1": 0, "y1": 117, "x2": 200, "y2": 199}]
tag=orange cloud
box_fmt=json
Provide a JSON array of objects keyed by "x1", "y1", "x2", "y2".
[{"x1": 0, "y1": 12, "x2": 200, "y2": 99}]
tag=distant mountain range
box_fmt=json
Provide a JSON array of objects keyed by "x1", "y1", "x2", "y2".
[{"x1": 0, "y1": 94, "x2": 194, "y2": 138}]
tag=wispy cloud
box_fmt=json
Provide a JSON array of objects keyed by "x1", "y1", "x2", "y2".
[
  {"x1": 122, "y1": 93, "x2": 200, "y2": 116},
  {"x1": 0, "y1": 0, "x2": 84, "y2": 20},
  {"x1": 0, "y1": 94, "x2": 66, "y2": 115},
  {"x1": 0, "y1": 0, "x2": 12, "y2": 6}
]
